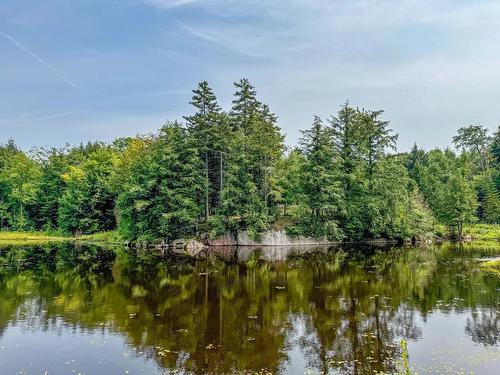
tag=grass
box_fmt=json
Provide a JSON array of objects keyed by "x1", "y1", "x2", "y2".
[
  {"x1": 0, "y1": 231, "x2": 69, "y2": 243},
  {"x1": 482, "y1": 258, "x2": 500, "y2": 268},
  {"x1": 0, "y1": 230, "x2": 122, "y2": 245},
  {"x1": 76, "y1": 231, "x2": 123, "y2": 244},
  {"x1": 481, "y1": 260, "x2": 500, "y2": 278},
  {"x1": 480, "y1": 257, "x2": 500, "y2": 276},
  {"x1": 463, "y1": 223, "x2": 500, "y2": 241}
]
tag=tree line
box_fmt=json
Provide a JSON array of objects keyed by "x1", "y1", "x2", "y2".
[{"x1": 0, "y1": 79, "x2": 499, "y2": 241}]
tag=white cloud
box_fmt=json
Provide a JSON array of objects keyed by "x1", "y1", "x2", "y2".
[
  {"x1": 0, "y1": 29, "x2": 83, "y2": 92},
  {"x1": 144, "y1": 0, "x2": 199, "y2": 9}
]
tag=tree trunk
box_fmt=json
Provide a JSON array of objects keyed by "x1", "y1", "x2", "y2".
[{"x1": 205, "y1": 151, "x2": 209, "y2": 220}]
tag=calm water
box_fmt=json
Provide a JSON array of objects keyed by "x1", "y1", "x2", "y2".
[{"x1": 0, "y1": 242, "x2": 499, "y2": 375}]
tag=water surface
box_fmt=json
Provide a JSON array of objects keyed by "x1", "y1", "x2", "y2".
[{"x1": 0, "y1": 242, "x2": 499, "y2": 374}]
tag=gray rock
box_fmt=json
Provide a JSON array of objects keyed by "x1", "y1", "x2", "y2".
[{"x1": 185, "y1": 239, "x2": 206, "y2": 257}]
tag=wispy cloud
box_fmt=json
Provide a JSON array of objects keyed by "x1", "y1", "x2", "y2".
[
  {"x1": 144, "y1": 0, "x2": 199, "y2": 9},
  {"x1": 30, "y1": 110, "x2": 84, "y2": 122},
  {"x1": 179, "y1": 22, "x2": 282, "y2": 61},
  {"x1": 0, "y1": 29, "x2": 83, "y2": 92},
  {"x1": 134, "y1": 89, "x2": 191, "y2": 97}
]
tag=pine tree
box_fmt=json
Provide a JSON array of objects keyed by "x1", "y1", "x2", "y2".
[
  {"x1": 184, "y1": 81, "x2": 227, "y2": 219},
  {"x1": 357, "y1": 109, "x2": 398, "y2": 188},
  {"x1": 230, "y1": 78, "x2": 259, "y2": 130},
  {"x1": 33, "y1": 147, "x2": 69, "y2": 230},
  {"x1": 216, "y1": 129, "x2": 268, "y2": 239},
  {"x1": 117, "y1": 122, "x2": 204, "y2": 241},
  {"x1": 329, "y1": 102, "x2": 361, "y2": 180},
  {"x1": 229, "y1": 79, "x2": 284, "y2": 214},
  {"x1": 276, "y1": 149, "x2": 306, "y2": 216},
  {"x1": 58, "y1": 147, "x2": 116, "y2": 234},
  {"x1": 184, "y1": 81, "x2": 230, "y2": 220},
  {"x1": 406, "y1": 143, "x2": 427, "y2": 184},
  {"x1": 328, "y1": 102, "x2": 365, "y2": 237},
  {"x1": 297, "y1": 116, "x2": 342, "y2": 239}
]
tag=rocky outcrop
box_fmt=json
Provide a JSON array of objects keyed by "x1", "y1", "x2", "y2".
[
  {"x1": 184, "y1": 239, "x2": 206, "y2": 257},
  {"x1": 207, "y1": 232, "x2": 238, "y2": 246},
  {"x1": 206, "y1": 230, "x2": 332, "y2": 247}
]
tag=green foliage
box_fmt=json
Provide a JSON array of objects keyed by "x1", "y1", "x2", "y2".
[
  {"x1": 0, "y1": 149, "x2": 41, "y2": 230},
  {"x1": 453, "y1": 124, "x2": 491, "y2": 172},
  {"x1": 217, "y1": 128, "x2": 269, "y2": 238},
  {"x1": 412, "y1": 149, "x2": 478, "y2": 237},
  {"x1": 0, "y1": 81, "x2": 497, "y2": 241},
  {"x1": 184, "y1": 81, "x2": 225, "y2": 219},
  {"x1": 291, "y1": 116, "x2": 343, "y2": 240},
  {"x1": 58, "y1": 147, "x2": 117, "y2": 235},
  {"x1": 463, "y1": 223, "x2": 500, "y2": 241},
  {"x1": 117, "y1": 122, "x2": 204, "y2": 241},
  {"x1": 33, "y1": 147, "x2": 69, "y2": 230},
  {"x1": 275, "y1": 149, "x2": 306, "y2": 215}
]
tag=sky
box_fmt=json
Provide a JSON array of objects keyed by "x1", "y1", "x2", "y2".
[{"x1": 1, "y1": 0, "x2": 499, "y2": 151}]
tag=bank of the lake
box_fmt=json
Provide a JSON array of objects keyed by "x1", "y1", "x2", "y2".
[
  {"x1": 1, "y1": 223, "x2": 497, "y2": 250},
  {"x1": 0, "y1": 230, "x2": 122, "y2": 245}
]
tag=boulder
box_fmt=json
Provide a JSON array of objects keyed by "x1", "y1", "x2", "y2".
[
  {"x1": 206, "y1": 232, "x2": 238, "y2": 246},
  {"x1": 185, "y1": 239, "x2": 206, "y2": 257},
  {"x1": 210, "y1": 229, "x2": 331, "y2": 247}
]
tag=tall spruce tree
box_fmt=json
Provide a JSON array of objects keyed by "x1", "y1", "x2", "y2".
[
  {"x1": 328, "y1": 102, "x2": 365, "y2": 237},
  {"x1": 33, "y1": 147, "x2": 69, "y2": 230},
  {"x1": 184, "y1": 81, "x2": 224, "y2": 220},
  {"x1": 229, "y1": 79, "x2": 284, "y2": 213},
  {"x1": 58, "y1": 147, "x2": 117, "y2": 235},
  {"x1": 216, "y1": 129, "x2": 268, "y2": 239},
  {"x1": 298, "y1": 116, "x2": 342, "y2": 239},
  {"x1": 406, "y1": 143, "x2": 427, "y2": 184},
  {"x1": 230, "y1": 78, "x2": 259, "y2": 130},
  {"x1": 357, "y1": 109, "x2": 398, "y2": 188},
  {"x1": 276, "y1": 149, "x2": 306, "y2": 216},
  {"x1": 117, "y1": 122, "x2": 204, "y2": 241}
]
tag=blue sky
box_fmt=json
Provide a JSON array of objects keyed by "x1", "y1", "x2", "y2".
[{"x1": 1, "y1": 0, "x2": 499, "y2": 151}]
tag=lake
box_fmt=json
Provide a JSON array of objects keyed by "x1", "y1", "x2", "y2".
[{"x1": 0, "y1": 242, "x2": 498, "y2": 375}]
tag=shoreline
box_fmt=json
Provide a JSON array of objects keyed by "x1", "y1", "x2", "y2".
[
  {"x1": 1, "y1": 223, "x2": 497, "y2": 248},
  {"x1": 0, "y1": 231, "x2": 121, "y2": 246}
]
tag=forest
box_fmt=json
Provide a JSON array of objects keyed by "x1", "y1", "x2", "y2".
[{"x1": 0, "y1": 79, "x2": 499, "y2": 242}]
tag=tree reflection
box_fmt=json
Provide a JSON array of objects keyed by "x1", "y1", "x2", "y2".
[
  {"x1": 465, "y1": 307, "x2": 499, "y2": 346},
  {"x1": 0, "y1": 242, "x2": 498, "y2": 374}
]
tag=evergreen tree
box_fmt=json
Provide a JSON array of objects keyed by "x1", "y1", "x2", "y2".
[
  {"x1": 328, "y1": 103, "x2": 365, "y2": 238},
  {"x1": 406, "y1": 143, "x2": 427, "y2": 184},
  {"x1": 491, "y1": 126, "x2": 500, "y2": 193},
  {"x1": 117, "y1": 122, "x2": 204, "y2": 241},
  {"x1": 32, "y1": 147, "x2": 69, "y2": 230},
  {"x1": 357, "y1": 109, "x2": 398, "y2": 188},
  {"x1": 329, "y1": 102, "x2": 362, "y2": 179},
  {"x1": 184, "y1": 81, "x2": 228, "y2": 219},
  {"x1": 475, "y1": 172, "x2": 500, "y2": 223},
  {"x1": 365, "y1": 156, "x2": 416, "y2": 238},
  {"x1": 230, "y1": 78, "x2": 259, "y2": 129},
  {"x1": 418, "y1": 150, "x2": 477, "y2": 237},
  {"x1": 215, "y1": 129, "x2": 268, "y2": 239},
  {"x1": 297, "y1": 116, "x2": 343, "y2": 240},
  {"x1": 275, "y1": 149, "x2": 306, "y2": 216},
  {"x1": 58, "y1": 147, "x2": 116, "y2": 234},
  {"x1": 492, "y1": 126, "x2": 500, "y2": 165},
  {"x1": 230, "y1": 79, "x2": 284, "y2": 213},
  {"x1": 0, "y1": 82, "x2": 496, "y2": 241}
]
